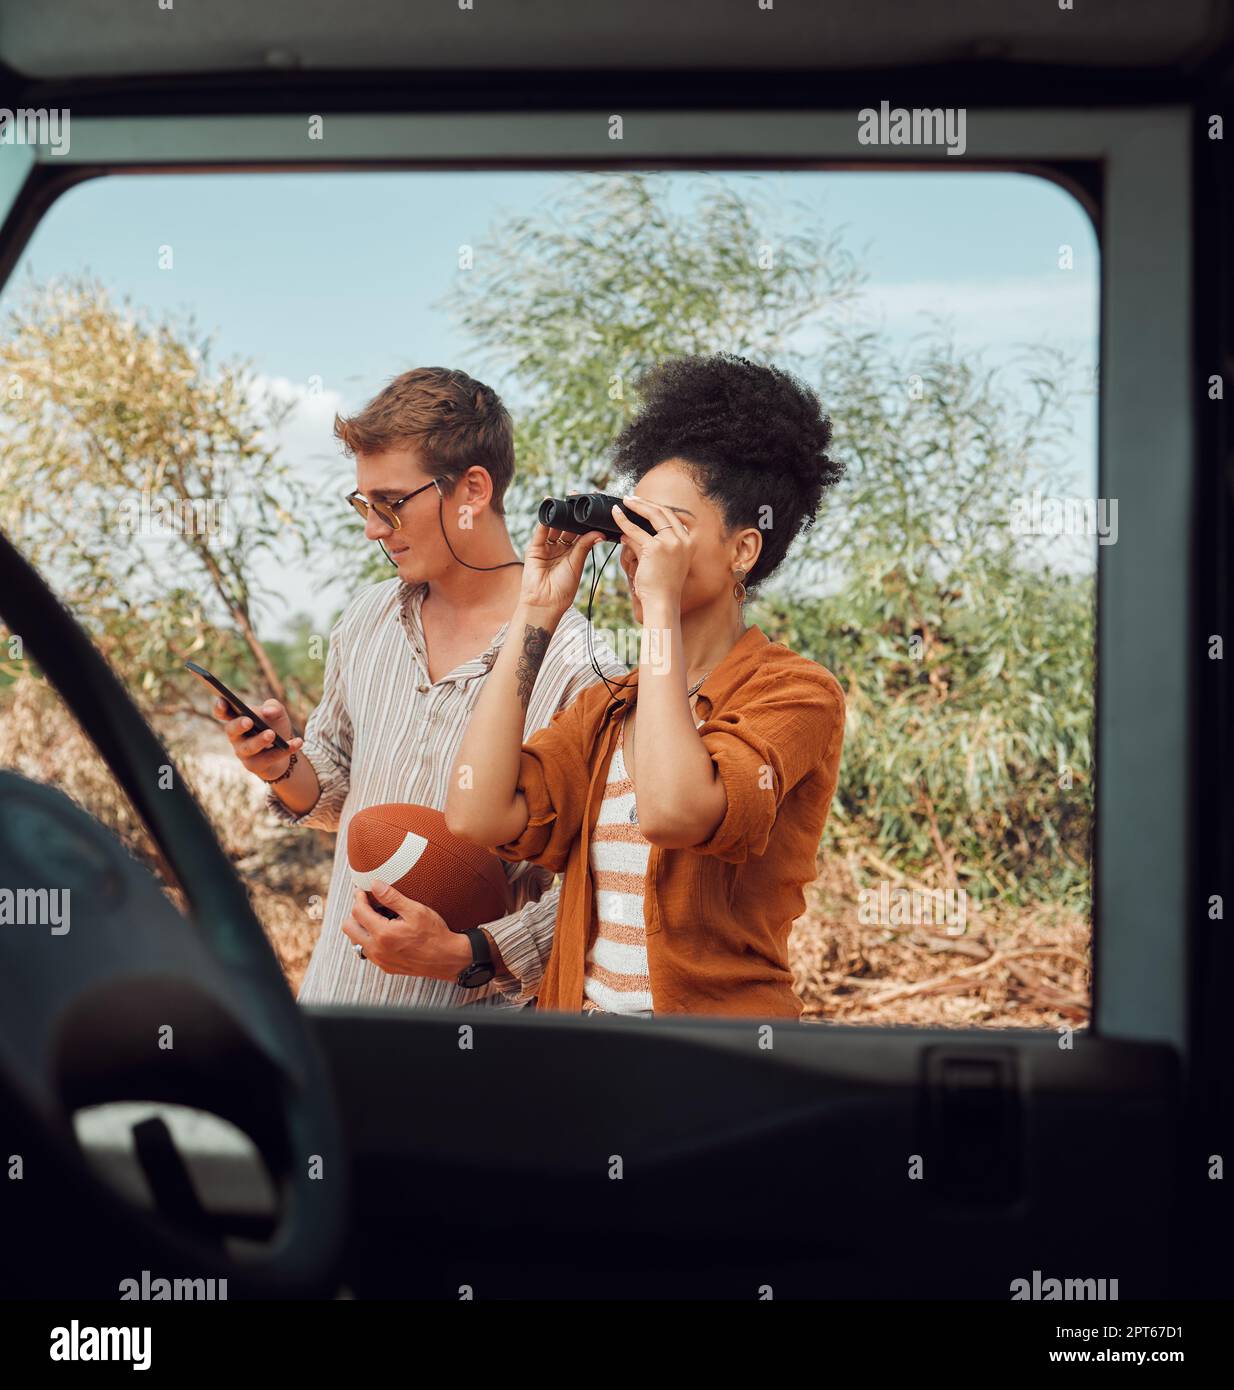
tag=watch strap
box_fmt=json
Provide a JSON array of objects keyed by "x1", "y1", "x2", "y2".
[{"x1": 456, "y1": 927, "x2": 496, "y2": 988}]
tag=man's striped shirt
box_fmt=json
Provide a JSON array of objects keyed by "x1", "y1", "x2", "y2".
[{"x1": 269, "y1": 577, "x2": 624, "y2": 1009}]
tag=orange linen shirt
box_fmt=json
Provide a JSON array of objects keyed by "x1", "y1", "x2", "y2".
[{"x1": 493, "y1": 625, "x2": 846, "y2": 1017}]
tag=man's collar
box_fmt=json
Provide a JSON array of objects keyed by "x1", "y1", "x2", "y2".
[
  {"x1": 396, "y1": 579, "x2": 428, "y2": 622},
  {"x1": 396, "y1": 580, "x2": 510, "y2": 677}
]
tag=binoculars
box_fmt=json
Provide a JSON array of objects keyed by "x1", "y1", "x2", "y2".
[{"x1": 537, "y1": 492, "x2": 658, "y2": 540}]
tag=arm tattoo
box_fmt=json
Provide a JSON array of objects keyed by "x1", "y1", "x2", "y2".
[{"x1": 516, "y1": 624, "x2": 551, "y2": 710}]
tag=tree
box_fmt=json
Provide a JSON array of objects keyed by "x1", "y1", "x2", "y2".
[
  {"x1": 0, "y1": 277, "x2": 320, "y2": 724},
  {"x1": 443, "y1": 173, "x2": 1094, "y2": 904},
  {"x1": 443, "y1": 172, "x2": 864, "y2": 631}
]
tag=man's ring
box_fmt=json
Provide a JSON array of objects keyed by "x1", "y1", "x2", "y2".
[{"x1": 353, "y1": 942, "x2": 366, "y2": 960}]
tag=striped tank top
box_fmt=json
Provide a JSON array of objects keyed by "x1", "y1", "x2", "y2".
[
  {"x1": 582, "y1": 707, "x2": 705, "y2": 1017},
  {"x1": 583, "y1": 710, "x2": 654, "y2": 1016}
]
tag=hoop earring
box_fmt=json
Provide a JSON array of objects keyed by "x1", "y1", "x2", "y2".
[{"x1": 733, "y1": 568, "x2": 747, "y2": 602}]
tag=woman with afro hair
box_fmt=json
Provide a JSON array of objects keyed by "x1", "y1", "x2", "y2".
[{"x1": 447, "y1": 354, "x2": 847, "y2": 1018}]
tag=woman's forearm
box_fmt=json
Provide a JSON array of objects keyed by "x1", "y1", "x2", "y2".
[
  {"x1": 632, "y1": 599, "x2": 727, "y2": 846},
  {"x1": 445, "y1": 602, "x2": 563, "y2": 847}
]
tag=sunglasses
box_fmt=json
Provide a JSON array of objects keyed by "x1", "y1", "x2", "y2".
[{"x1": 345, "y1": 477, "x2": 442, "y2": 530}]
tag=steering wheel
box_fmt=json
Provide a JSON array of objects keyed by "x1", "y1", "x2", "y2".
[{"x1": 0, "y1": 533, "x2": 348, "y2": 1298}]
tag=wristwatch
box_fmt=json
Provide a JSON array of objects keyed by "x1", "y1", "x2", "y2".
[{"x1": 456, "y1": 928, "x2": 496, "y2": 989}]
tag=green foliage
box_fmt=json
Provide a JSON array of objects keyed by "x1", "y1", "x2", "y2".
[
  {"x1": 446, "y1": 170, "x2": 864, "y2": 644},
  {"x1": 0, "y1": 180, "x2": 1095, "y2": 914},
  {"x1": 753, "y1": 567, "x2": 1093, "y2": 905},
  {"x1": 0, "y1": 276, "x2": 320, "y2": 714},
  {"x1": 446, "y1": 173, "x2": 1095, "y2": 908},
  {"x1": 805, "y1": 330, "x2": 1092, "y2": 905},
  {"x1": 448, "y1": 174, "x2": 861, "y2": 490},
  {"x1": 260, "y1": 610, "x2": 331, "y2": 709}
]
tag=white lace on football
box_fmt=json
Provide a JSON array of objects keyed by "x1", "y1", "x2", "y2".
[{"x1": 350, "y1": 830, "x2": 429, "y2": 891}]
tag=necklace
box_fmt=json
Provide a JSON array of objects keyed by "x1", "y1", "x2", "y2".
[{"x1": 687, "y1": 670, "x2": 710, "y2": 699}]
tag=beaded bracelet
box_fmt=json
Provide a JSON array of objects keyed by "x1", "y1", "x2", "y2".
[{"x1": 266, "y1": 751, "x2": 298, "y2": 785}]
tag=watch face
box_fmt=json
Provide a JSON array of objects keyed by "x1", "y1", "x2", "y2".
[{"x1": 458, "y1": 961, "x2": 496, "y2": 989}]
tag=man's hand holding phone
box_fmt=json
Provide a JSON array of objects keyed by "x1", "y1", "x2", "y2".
[
  {"x1": 191, "y1": 661, "x2": 320, "y2": 815},
  {"x1": 212, "y1": 696, "x2": 303, "y2": 782}
]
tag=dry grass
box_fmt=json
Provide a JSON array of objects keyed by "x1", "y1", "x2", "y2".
[
  {"x1": 790, "y1": 838, "x2": 1090, "y2": 1029},
  {"x1": 2, "y1": 680, "x2": 1090, "y2": 1027},
  {"x1": 0, "y1": 680, "x2": 332, "y2": 994}
]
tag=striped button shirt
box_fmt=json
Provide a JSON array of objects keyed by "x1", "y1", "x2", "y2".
[{"x1": 268, "y1": 577, "x2": 624, "y2": 1009}]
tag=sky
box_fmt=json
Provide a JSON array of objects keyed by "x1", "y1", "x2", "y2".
[{"x1": 3, "y1": 168, "x2": 1099, "y2": 636}]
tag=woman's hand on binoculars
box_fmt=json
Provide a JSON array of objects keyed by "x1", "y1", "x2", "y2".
[
  {"x1": 520, "y1": 520, "x2": 607, "y2": 616},
  {"x1": 612, "y1": 495, "x2": 693, "y2": 607}
]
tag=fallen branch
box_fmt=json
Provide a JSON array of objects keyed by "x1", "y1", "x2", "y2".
[
  {"x1": 916, "y1": 935, "x2": 991, "y2": 960},
  {"x1": 858, "y1": 945, "x2": 1089, "y2": 1010},
  {"x1": 861, "y1": 951, "x2": 1010, "y2": 1006},
  {"x1": 1004, "y1": 963, "x2": 1090, "y2": 1019}
]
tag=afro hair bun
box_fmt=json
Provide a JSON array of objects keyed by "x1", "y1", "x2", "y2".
[{"x1": 611, "y1": 353, "x2": 843, "y2": 589}]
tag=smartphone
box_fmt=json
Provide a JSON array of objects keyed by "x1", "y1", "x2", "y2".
[{"x1": 185, "y1": 660, "x2": 290, "y2": 751}]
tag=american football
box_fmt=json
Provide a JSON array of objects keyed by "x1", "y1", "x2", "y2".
[{"x1": 347, "y1": 803, "x2": 511, "y2": 934}]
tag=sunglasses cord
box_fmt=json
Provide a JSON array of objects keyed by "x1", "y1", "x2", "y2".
[{"x1": 380, "y1": 483, "x2": 524, "y2": 573}]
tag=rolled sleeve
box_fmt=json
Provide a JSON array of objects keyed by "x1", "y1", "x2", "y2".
[
  {"x1": 483, "y1": 876, "x2": 560, "y2": 1003},
  {"x1": 688, "y1": 667, "x2": 845, "y2": 864},
  {"x1": 265, "y1": 739, "x2": 349, "y2": 831},
  {"x1": 265, "y1": 614, "x2": 353, "y2": 832}
]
